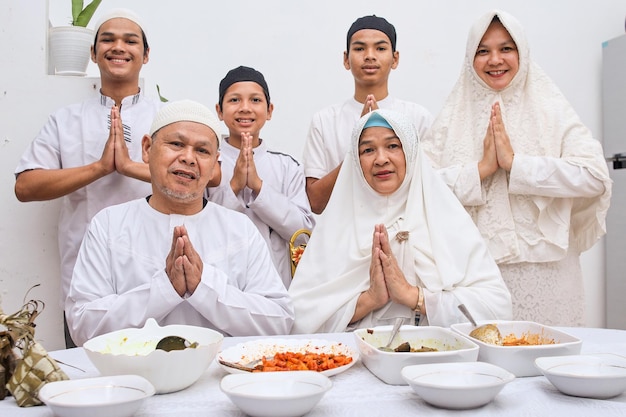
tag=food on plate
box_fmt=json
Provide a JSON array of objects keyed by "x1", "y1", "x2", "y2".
[
  {"x1": 378, "y1": 341, "x2": 438, "y2": 353},
  {"x1": 98, "y1": 335, "x2": 198, "y2": 356},
  {"x1": 470, "y1": 323, "x2": 557, "y2": 346},
  {"x1": 469, "y1": 324, "x2": 503, "y2": 345},
  {"x1": 502, "y1": 331, "x2": 555, "y2": 346},
  {"x1": 251, "y1": 351, "x2": 353, "y2": 372}
]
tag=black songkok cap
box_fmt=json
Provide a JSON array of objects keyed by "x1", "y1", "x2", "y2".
[
  {"x1": 346, "y1": 15, "x2": 397, "y2": 52},
  {"x1": 218, "y1": 66, "x2": 270, "y2": 108}
]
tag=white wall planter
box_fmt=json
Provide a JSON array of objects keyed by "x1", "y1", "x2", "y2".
[{"x1": 48, "y1": 26, "x2": 93, "y2": 76}]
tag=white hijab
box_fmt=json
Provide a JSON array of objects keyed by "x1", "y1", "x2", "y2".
[
  {"x1": 421, "y1": 10, "x2": 612, "y2": 263},
  {"x1": 289, "y1": 109, "x2": 511, "y2": 334}
]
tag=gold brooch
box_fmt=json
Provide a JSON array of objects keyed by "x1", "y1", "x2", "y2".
[{"x1": 395, "y1": 231, "x2": 409, "y2": 242}]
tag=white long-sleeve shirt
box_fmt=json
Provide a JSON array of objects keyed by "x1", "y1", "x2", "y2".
[
  {"x1": 15, "y1": 92, "x2": 160, "y2": 307},
  {"x1": 302, "y1": 96, "x2": 433, "y2": 180},
  {"x1": 66, "y1": 198, "x2": 295, "y2": 346},
  {"x1": 206, "y1": 138, "x2": 315, "y2": 288}
]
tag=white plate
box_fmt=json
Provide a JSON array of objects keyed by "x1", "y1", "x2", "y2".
[
  {"x1": 38, "y1": 375, "x2": 155, "y2": 417},
  {"x1": 402, "y1": 362, "x2": 515, "y2": 409},
  {"x1": 217, "y1": 338, "x2": 358, "y2": 376},
  {"x1": 535, "y1": 353, "x2": 626, "y2": 398}
]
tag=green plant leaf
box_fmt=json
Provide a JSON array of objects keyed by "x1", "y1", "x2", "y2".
[
  {"x1": 73, "y1": 0, "x2": 103, "y2": 27},
  {"x1": 156, "y1": 85, "x2": 169, "y2": 103},
  {"x1": 71, "y1": 0, "x2": 84, "y2": 24}
]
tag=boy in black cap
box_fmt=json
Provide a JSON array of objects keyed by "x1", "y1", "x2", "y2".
[
  {"x1": 302, "y1": 15, "x2": 433, "y2": 214},
  {"x1": 206, "y1": 66, "x2": 315, "y2": 289}
]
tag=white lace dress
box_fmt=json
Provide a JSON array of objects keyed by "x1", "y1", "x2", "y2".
[
  {"x1": 500, "y1": 246, "x2": 585, "y2": 326},
  {"x1": 421, "y1": 10, "x2": 612, "y2": 326}
]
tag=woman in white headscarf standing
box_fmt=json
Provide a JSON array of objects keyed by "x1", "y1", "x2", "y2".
[
  {"x1": 288, "y1": 109, "x2": 511, "y2": 334},
  {"x1": 421, "y1": 10, "x2": 612, "y2": 326}
]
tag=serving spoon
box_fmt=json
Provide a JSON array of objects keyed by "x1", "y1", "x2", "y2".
[
  {"x1": 218, "y1": 358, "x2": 259, "y2": 372},
  {"x1": 155, "y1": 335, "x2": 198, "y2": 352},
  {"x1": 457, "y1": 304, "x2": 503, "y2": 345},
  {"x1": 379, "y1": 317, "x2": 403, "y2": 352},
  {"x1": 457, "y1": 304, "x2": 477, "y2": 327}
]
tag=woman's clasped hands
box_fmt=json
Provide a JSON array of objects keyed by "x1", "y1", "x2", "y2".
[
  {"x1": 479, "y1": 102, "x2": 515, "y2": 179},
  {"x1": 363, "y1": 224, "x2": 419, "y2": 313}
]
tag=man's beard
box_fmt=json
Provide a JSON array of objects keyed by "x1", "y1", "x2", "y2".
[{"x1": 156, "y1": 184, "x2": 199, "y2": 202}]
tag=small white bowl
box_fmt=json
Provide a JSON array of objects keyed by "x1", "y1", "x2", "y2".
[
  {"x1": 451, "y1": 320, "x2": 582, "y2": 377},
  {"x1": 401, "y1": 362, "x2": 515, "y2": 409},
  {"x1": 535, "y1": 353, "x2": 626, "y2": 398},
  {"x1": 38, "y1": 375, "x2": 155, "y2": 417},
  {"x1": 354, "y1": 325, "x2": 479, "y2": 385},
  {"x1": 83, "y1": 318, "x2": 224, "y2": 393},
  {"x1": 220, "y1": 371, "x2": 332, "y2": 417}
]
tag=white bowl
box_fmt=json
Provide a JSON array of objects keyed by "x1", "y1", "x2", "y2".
[
  {"x1": 220, "y1": 371, "x2": 332, "y2": 417},
  {"x1": 451, "y1": 320, "x2": 582, "y2": 377},
  {"x1": 401, "y1": 362, "x2": 515, "y2": 409},
  {"x1": 38, "y1": 375, "x2": 155, "y2": 417},
  {"x1": 535, "y1": 353, "x2": 626, "y2": 398},
  {"x1": 354, "y1": 325, "x2": 479, "y2": 385},
  {"x1": 83, "y1": 318, "x2": 224, "y2": 394}
]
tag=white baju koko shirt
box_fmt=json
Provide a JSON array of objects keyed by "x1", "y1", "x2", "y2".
[
  {"x1": 302, "y1": 96, "x2": 433, "y2": 180},
  {"x1": 66, "y1": 198, "x2": 295, "y2": 346},
  {"x1": 15, "y1": 92, "x2": 161, "y2": 307},
  {"x1": 206, "y1": 138, "x2": 315, "y2": 288}
]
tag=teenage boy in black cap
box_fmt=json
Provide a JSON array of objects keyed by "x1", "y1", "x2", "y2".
[
  {"x1": 206, "y1": 66, "x2": 315, "y2": 289},
  {"x1": 302, "y1": 15, "x2": 433, "y2": 214}
]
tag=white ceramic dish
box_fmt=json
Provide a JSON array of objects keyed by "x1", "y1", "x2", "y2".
[
  {"x1": 354, "y1": 325, "x2": 479, "y2": 385},
  {"x1": 401, "y1": 361, "x2": 514, "y2": 409},
  {"x1": 535, "y1": 353, "x2": 626, "y2": 398},
  {"x1": 83, "y1": 318, "x2": 223, "y2": 394},
  {"x1": 217, "y1": 338, "x2": 358, "y2": 376},
  {"x1": 451, "y1": 320, "x2": 582, "y2": 377},
  {"x1": 38, "y1": 375, "x2": 155, "y2": 417},
  {"x1": 220, "y1": 371, "x2": 332, "y2": 417}
]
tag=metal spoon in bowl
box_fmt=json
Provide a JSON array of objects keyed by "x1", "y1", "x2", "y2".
[
  {"x1": 155, "y1": 335, "x2": 198, "y2": 352},
  {"x1": 457, "y1": 304, "x2": 477, "y2": 327},
  {"x1": 457, "y1": 304, "x2": 503, "y2": 345},
  {"x1": 379, "y1": 317, "x2": 403, "y2": 352}
]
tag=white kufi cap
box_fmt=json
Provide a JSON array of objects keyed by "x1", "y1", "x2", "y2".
[
  {"x1": 94, "y1": 8, "x2": 146, "y2": 35},
  {"x1": 149, "y1": 99, "x2": 221, "y2": 139}
]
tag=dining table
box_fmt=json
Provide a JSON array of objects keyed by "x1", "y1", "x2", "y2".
[{"x1": 2, "y1": 326, "x2": 626, "y2": 416}]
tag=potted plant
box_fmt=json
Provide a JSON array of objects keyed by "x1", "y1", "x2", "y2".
[{"x1": 48, "y1": 0, "x2": 103, "y2": 76}]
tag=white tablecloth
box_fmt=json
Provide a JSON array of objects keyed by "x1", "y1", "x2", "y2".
[{"x1": 2, "y1": 327, "x2": 626, "y2": 416}]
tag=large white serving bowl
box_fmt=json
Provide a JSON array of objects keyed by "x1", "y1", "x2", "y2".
[
  {"x1": 401, "y1": 361, "x2": 515, "y2": 409},
  {"x1": 220, "y1": 371, "x2": 332, "y2": 417},
  {"x1": 38, "y1": 375, "x2": 155, "y2": 417},
  {"x1": 354, "y1": 325, "x2": 479, "y2": 385},
  {"x1": 451, "y1": 320, "x2": 582, "y2": 377},
  {"x1": 83, "y1": 318, "x2": 224, "y2": 394},
  {"x1": 535, "y1": 353, "x2": 626, "y2": 399}
]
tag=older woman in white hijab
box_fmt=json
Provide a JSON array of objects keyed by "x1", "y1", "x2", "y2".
[
  {"x1": 288, "y1": 109, "x2": 511, "y2": 334},
  {"x1": 421, "y1": 10, "x2": 612, "y2": 326}
]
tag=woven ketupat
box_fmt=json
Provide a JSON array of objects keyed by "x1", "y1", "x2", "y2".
[
  {"x1": 1, "y1": 293, "x2": 69, "y2": 407},
  {"x1": 0, "y1": 331, "x2": 17, "y2": 400},
  {"x1": 7, "y1": 341, "x2": 68, "y2": 406}
]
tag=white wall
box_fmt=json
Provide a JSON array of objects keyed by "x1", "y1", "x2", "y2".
[{"x1": 1, "y1": 0, "x2": 624, "y2": 350}]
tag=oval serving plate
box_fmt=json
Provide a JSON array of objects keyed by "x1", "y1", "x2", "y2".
[{"x1": 217, "y1": 338, "x2": 359, "y2": 376}]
